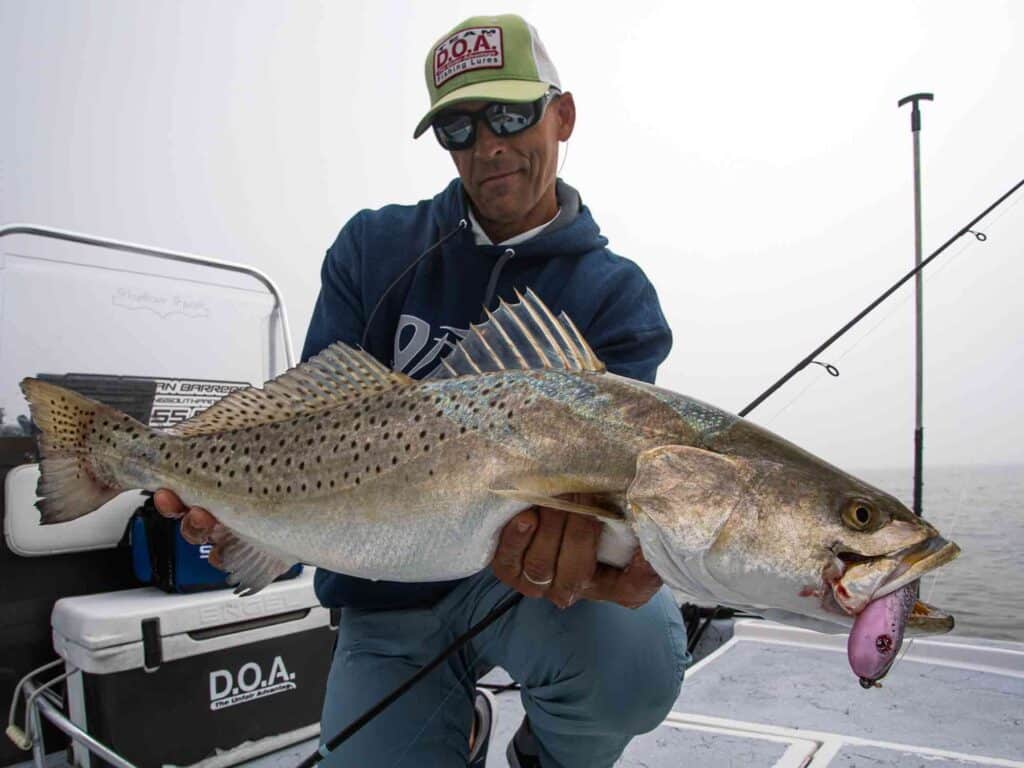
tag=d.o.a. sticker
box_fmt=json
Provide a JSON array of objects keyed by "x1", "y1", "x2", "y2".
[
  {"x1": 434, "y1": 27, "x2": 504, "y2": 87},
  {"x1": 209, "y1": 655, "x2": 296, "y2": 710}
]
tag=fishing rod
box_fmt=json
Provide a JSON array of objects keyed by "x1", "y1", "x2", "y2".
[
  {"x1": 739, "y1": 176, "x2": 1024, "y2": 418},
  {"x1": 305, "y1": 176, "x2": 1023, "y2": 766}
]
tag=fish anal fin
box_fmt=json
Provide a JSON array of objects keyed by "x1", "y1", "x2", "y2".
[
  {"x1": 209, "y1": 525, "x2": 298, "y2": 596},
  {"x1": 426, "y1": 288, "x2": 605, "y2": 380},
  {"x1": 169, "y1": 343, "x2": 413, "y2": 437}
]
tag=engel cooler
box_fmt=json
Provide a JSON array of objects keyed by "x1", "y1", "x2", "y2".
[{"x1": 51, "y1": 570, "x2": 336, "y2": 767}]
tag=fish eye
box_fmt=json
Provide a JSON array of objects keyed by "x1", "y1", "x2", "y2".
[{"x1": 842, "y1": 500, "x2": 878, "y2": 531}]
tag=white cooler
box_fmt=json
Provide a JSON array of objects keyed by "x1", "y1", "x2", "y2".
[{"x1": 51, "y1": 571, "x2": 335, "y2": 767}]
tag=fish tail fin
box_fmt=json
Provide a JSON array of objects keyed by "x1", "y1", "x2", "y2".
[{"x1": 19, "y1": 378, "x2": 135, "y2": 523}]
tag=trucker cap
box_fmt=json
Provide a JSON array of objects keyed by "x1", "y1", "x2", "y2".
[{"x1": 413, "y1": 14, "x2": 562, "y2": 138}]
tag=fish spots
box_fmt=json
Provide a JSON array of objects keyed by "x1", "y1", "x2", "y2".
[{"x1": 168, "y1": 378, "x2": 507, "y2": 498}]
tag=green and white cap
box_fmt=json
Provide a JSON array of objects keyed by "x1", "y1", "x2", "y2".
[{"x1": 413, "y1": 14, "x2": 561, "y2": 138}]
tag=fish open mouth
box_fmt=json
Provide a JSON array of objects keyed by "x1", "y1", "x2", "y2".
[{"x1": 828, "y1": 535, "x2": 960, "y2": 627}]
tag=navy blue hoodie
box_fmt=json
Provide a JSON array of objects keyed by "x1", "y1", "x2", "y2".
[{"x1": 302, "y1": 177, "x2": 672, "y2": 611}]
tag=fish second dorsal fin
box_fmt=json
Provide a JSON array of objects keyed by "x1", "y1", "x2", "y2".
[
  {"x1": 168, "y1": 343, "x2": 412, "y2": 437},
  {"x1": 427, "y1": 288, "x2": 605, "y2": 381}
]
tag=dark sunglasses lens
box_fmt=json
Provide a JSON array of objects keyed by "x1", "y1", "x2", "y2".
[
  {"x1": 433, "y1": 95, "x2": 550, "y2": 150},
  {"x1": 486, "y1": 102, "x2": 538, "y2": 135},
  {"x1": 434, "y1": 114, "x2": 475, "y2": 149}
]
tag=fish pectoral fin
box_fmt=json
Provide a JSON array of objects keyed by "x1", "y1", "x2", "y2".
[
  {"x1": 209, "y1": 525, "x2": 298, "y2": 596},
  {"x1": 627, "y1": 445, "x2": 751, "y2": 554},
  {"x1": 489, "y1": 488, "x2": 626, "y2": 524}
]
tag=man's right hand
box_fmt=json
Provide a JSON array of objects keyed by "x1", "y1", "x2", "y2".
[{"x1": 153, "y1": 489, "x2": 224, "y2": 568}]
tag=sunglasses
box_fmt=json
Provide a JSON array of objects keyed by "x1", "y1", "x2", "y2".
[{"x1": 432, "y1": 90, "x2": 560, "y2": 151}]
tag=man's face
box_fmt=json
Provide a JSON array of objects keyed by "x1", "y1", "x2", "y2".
[{"x1": 444, "y1": 93, "x2": 576, "y2": 227}]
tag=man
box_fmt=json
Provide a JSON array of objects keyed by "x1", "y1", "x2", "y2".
[{"x1": 157, "y1": 14, "x2": 689, "y2": 767}]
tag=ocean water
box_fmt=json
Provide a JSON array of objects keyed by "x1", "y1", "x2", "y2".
[{"x1": 857, "y1": 463, "x2": 1023, "y2": 643}]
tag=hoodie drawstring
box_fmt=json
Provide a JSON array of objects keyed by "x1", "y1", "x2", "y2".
[
  {"x1": 480, "y1": 247, "x2": 516, "y2": 321},
  {"x1": 361, "y1": 219, "x2": 469, "y2": 349}
]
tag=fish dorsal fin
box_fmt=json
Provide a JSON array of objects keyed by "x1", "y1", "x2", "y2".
[
  {"x1": 168, "y1": 343, "x2": 412, "y2": 437},
  {"x1": 428, "y1": 288, "x2": 605, "y2": 380}
]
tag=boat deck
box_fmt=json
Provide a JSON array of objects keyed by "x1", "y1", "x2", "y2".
[
  {"x1": 14, "y1": 619, "x2": 1023, "y2": 767},
  {"x1": 238, "y1": 619, "x2": 1024, "y2": 767}
]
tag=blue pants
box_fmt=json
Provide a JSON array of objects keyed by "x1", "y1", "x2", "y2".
[{"x1": 319, "y1": 570, "x2": 690, "y2": 767}]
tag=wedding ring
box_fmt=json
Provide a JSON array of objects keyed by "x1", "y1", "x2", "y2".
[{"x1": 524, "y1": 573, "x2": 557, "y2": 589}]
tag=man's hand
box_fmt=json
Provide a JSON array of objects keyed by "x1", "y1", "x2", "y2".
[
  {"x1": 153, "y1": 489, "x2": 224, "y2": 568},
  {"x1": 490, "y1": 501, "x2": 663, "y2": 609}
]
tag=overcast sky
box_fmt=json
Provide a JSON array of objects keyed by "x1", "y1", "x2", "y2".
[{"x1": 1, "y1": 0, "x2": 1021, "y2": 472}]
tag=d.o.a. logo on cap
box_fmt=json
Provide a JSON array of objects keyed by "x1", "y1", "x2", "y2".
[{"x1": 433, "y1": 27, "x2": 504, "y2": 87}]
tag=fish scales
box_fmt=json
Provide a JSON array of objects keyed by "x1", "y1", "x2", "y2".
[{"x1": 20, "y1": 289, "x2": 961, "y2": 684}]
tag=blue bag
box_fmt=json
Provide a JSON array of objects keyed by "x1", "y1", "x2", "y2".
[{"x1": 130, "y1": 495, "x2": 301, "y2": 593}]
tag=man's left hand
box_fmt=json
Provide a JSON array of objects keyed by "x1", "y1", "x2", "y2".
[{"x1": 490, "y1": 501, "x2": 663, "y2": 609}]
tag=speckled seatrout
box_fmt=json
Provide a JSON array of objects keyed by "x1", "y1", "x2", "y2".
[{"x1": 22, "y1": 290, "x2": 959, "y2": 680}]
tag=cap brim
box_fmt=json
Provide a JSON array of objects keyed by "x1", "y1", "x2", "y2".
[{"x1": 413, "y1": 80, "x2": 551, "y2": 138}]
